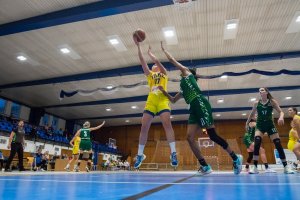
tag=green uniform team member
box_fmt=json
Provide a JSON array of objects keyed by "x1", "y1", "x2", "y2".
[
  {"x1": 72, "y1": 121, "x2": 105, "y2": 172},
  {"x1": 243, "y1": 118, "x2": 275, "y2": 173},
  {"x1": 246, "y1": 87, "x2": 295, "y2": 174},
  {"x1": 158, "y1": 42, "x2": 243, "y2": 175}
]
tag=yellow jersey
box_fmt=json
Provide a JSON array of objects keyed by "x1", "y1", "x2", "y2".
[
  {"x1": 287, "y1": 115, "x2": 300, "y2": 151},
  {"x1": 72, "y1": 136, "x2": 81, "y2": 155},
  {"x1": 146, "y1": 71, "x2": 168, "y2": 99}
]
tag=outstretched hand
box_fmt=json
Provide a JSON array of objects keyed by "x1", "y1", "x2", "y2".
[{"x1": 160, "y1": 41, "x2": 165, "y2": 51}]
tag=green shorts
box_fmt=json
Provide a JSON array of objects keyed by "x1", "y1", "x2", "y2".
[
  {"x1": 79, "y1": 140, "x2": 92, "y2": 151},
  {"x1": 243, "y1": 133, "x2": 253, "y2": 148},
  {"x1": 256, "y1": 121, "x2": 278, "y2": 136},
  {"x1": 188, "y1": 96, "x2": 214, "y2": 128}
]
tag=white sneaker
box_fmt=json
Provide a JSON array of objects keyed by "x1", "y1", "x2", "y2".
[
  {"x1": 86, "y1": 166, "x2": 90, "y2": 172},
  {"x1": 284, "y1": 165, "x2": 296, "y2": 174},
  {"x1": 265, "y1": 168, "x2": 276, "y2": 173},
  {"x1": 64, "y1": 167, "x2": 70, "y2": 172},
  {"x1": 1, "y1": 168, "x2": 4, "y2": 172},
  {"x1": 249, "y1": 166, "x2": 259, "y2": 174}
]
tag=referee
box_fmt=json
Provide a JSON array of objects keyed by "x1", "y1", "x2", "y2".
[{"x1": 4, "y1": 120, "x2": 26, "y2": 172}]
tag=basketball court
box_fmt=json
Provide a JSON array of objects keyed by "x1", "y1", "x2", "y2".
[{"x1": 1, "y1": 0, "x2": 300, "y2": 199}]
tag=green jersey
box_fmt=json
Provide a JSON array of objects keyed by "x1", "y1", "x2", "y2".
[
  {"x1": 80, "y1": 128, "x2": 91, "y2": 140},
  {"x1": 180, "y1": 74, "x2": 202, "y2": 104},
  {"x1": 256, "y1": 100, "x2": 273, "y2": 123}
]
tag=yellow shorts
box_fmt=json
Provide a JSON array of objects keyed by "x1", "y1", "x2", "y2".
[
  {"x1": 144, "y1": 93, "x2": 170, "y2": 116},
  {"x1": 287, "y1": 140, "x2": 297, "y2": 151},
  {"x1": 72, "y1": 148, "x2": 79, "y2": 155}
]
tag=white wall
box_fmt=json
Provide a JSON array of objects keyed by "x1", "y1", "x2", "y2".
[
  {"x1": 57, "y1": 118, "x2": 66, "y2": 130},
  {"x1": 4, "y1": 101, "x2": 12, "y2": 116},
  {"x1": 19, "y1": 105, "x2": 30, "y2": 122}
]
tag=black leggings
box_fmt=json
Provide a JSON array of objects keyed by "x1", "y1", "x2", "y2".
[{"x1": 5, "y1": 142, "x2": 24, "y2": 170}]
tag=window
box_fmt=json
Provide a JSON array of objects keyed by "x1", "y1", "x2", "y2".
[
  {"x1": 0, "y1": 98, "x2": 6, "y2": 114},
  {"x1": 11, "y1": 103, "x2": 21, "y2": 118},
  {"x1": 52, "y1": 116, "x2": 58, "y2": 130},
  {"x1": 42, "y1": 114, "x2": 49, "y2": 126}
]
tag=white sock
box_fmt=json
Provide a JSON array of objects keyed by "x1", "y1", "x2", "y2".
[
  {"x1": 169, "y1": 142, "x2": 176, "y2": 153},
  {"x1": 66, "y1": 164, "x2": 70, "y2": 168},
  {"x1": 138, "y1": 144, "x2": 145, "y2": 155}
]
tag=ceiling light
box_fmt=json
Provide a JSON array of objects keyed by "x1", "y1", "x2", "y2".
[
  {"x1": 164, "y1": 30, "x2": 174, "y2": 37},
  {"x1": 106, "y1": 108, "x2": 112, "y2": 111},
  {"x1": 131, "y1": 106, "x2": 137, "y2": 109},
  {"x1": 125, "y1": 120, "x2": 130, "y2": 123},
  {"x1": 296, "y1": 16, "x2": 300, "y2": 22},
  {"x1": 17, "y1": 55, "x2": 27, "y2": 61},
  {"x1": 242, "y1": 113, "x2": 247, "y2": 116},
  {"x1": 216, "y1": 114, "x2": 221, "y2": 117},
  {"x1": 109, "y1": 39, "x2": 119, "y2": 45},
  {"x1": 285, "y1": 97, "x2": 292, "y2": 100},
  {"x1": 220, "y1": 75, "x2": 228, "y2": 79},
  {"x1": 217, "y1": 98, "x2": 224, "y2": 103},
  {"x1": 162, "y1": 27, "x2": 178, "y2": 45},
  {"x1": 250, "y1": 98, "x2": 257, "y2": 102},
  {"x1": 226, "y1": 23, "x2": 237, "y2": 30},
  {"x1": 60, "y1": 48, "x2": 70, "y2": 54},
  {"x1": 106, "y1": 85, "x2": 113, "y2": 89},
  {"x1": 298, "y1": 112, "x2": 300, "y2": 115},
  {"x1": 170, "y1": 116, "x2": 174, "y2": 119}
]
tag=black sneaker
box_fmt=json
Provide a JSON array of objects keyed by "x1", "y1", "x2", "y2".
[{"x1": 19, "y1": 168, "x2": 26, "y2": 171}]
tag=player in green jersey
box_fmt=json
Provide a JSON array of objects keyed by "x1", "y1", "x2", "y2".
[
  {"x1": 73, "y1": 121, "x2": 105, "y2": 172},
  {"x1": 243, "y1": 117, "x2": 275, "y2": 173},
  {"x1": 158, "y1": 42, "x2": 243, "y2": 175},
  {"x1": 246, "y1": 87, "x2": 294, "y2": 174}
]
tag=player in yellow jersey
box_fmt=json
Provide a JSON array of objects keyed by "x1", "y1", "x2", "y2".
[
  {"x1": 288, "y1": 107, "x2": 300, "y2": 169},
  {"x1": 64, "y1": 136, "x2": 81, "y2": 172},
  {"x1": 133, "y1": 36, "x2": 178, "y2": 169}
]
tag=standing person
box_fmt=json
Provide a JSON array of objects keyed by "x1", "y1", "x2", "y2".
[
  {"x1": 158, "y1": 42, "x2": 243, "y2": 175},
  {"x1": 73, "y1": 121, "x2": 105, "y2": 172},
  {"x1": 4, "y1": 120, "x2": 26, "y2": 172},
  {"x1": 287, "y1": 107, "x2": 300, "y2": 169},
  {"x1": 64, "y1": 136, "x2": 81, "y2": 172},
  {"x1": 133, "y1": 36, "x2": 178, "y2": 169},
  {"x1": 244, "y1": 118, "x2": 276, "y2": 173},
  {"x1": 246, "y1": 88, "x2": 295, "y2": 174}
]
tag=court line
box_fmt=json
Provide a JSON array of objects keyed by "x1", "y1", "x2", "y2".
[
  {"x1": 122, "y1": 175, "x2": 195, "y2": 200},
  {"x1": 0, "y1": 178, "x2": 300, "y2": 186}
]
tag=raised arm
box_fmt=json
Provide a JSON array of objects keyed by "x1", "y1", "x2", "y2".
[
  {"x1": 147, "y1": 45, "x2": 167, "y2": 75},
  {"x1": 158, "y1": 86, "x2": 182, "y2": 103},
  {"x1": 161, "y1": 41, "x2": 188, "y2": 75},
  {"x1": 245, "y1": 101, "x2": 258, "y2": 130},
  {"x1": 134, "y1": 36, "x2": 150, "y2": 76},
  {"x1": 89, "y1": 121, "x2": 105, "y2": 131},
  {"x1": 271, "y1": 99, "x2": 284, "y2": 126}
]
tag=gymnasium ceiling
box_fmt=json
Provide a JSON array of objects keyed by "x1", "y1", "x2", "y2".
[{"x1": 0, "y1": 0, "x2": 299, "y2": 126}]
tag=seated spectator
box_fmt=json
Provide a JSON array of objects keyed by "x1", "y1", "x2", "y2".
[
  {"x1": 33, "y1": 148, "x2": 47, "y2": 171},
  {"x1": 30, "y1": 126, "x2": 37, "y2": 141}
]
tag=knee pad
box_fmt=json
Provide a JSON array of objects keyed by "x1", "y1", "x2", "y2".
[
  {"x1": 247, "y1": 152, "x2": 253, "y2": 163},
  {"x1": 254, "y1": 136, "x2": 262, "y2": 156},
  {"x1": 273, "y1": 138, "x2": 286, "y2": 160},
  {"x1": 207, "y1": 128, "x2": 228, "y2": 149},
  {"x1": 89, "y1": 153, "x2": 93, "y2": 160},
  {"x1": 79, "y1": 153, "x2": 83, "y2": 160}
]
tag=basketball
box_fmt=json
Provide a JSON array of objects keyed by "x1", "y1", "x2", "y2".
[{"x1": 133, "y1": 29, "x2": 146, "y2": 42}]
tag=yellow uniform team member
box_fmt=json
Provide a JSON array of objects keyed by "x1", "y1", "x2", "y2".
[
  {"x1": 64, "y1": 136, "x2": 81, "y2": 172},
  {"x1": 288, "y1": 107, "x2": 300, "y2": 169},
  {"x1": 133, "y1": 37, "x2": 178, "y2": 169},
  {"x1": 144, "y1": 71, "x2": 170, "y2": 116}
]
